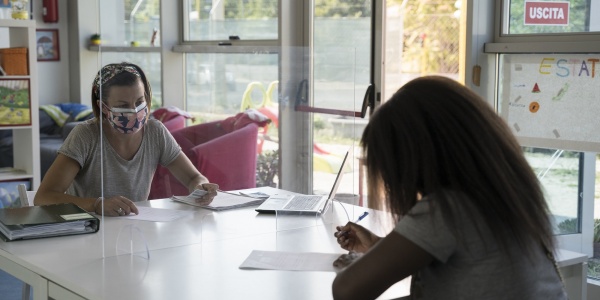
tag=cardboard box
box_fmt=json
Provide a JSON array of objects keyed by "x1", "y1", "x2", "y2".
[{"x1": 0, "y1": 48, "x2": 28, "y2": 75}]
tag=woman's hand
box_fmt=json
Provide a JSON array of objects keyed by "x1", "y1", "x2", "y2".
[
  {"x1": 333, "y1": 251, "x2": 363, "y2": 269},
  {"x1": 94, "y1": 196, "x2": 139, "y2": 217},
  {"x1": 193, "y1": 183, "x2": 219, "y2": 205},
  {"x1": 333, "y1": 222, "x2": 381, "y2": 253}
]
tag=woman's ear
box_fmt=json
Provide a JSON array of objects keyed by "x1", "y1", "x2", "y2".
[{"x1": 98, "y1": 100, "x2": 109, "y2": 117}]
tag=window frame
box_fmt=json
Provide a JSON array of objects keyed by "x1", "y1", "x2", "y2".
[
  {"x1": 485, "y1": 0, "x2": 598, "y2": 259},
  {"x1": 487, "y1": 0, "x2": 600, "y2": 53}
]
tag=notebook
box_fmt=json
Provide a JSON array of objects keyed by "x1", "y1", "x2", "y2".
[
  {"x1": 0, "y1": 203, "x2": 100, "y2": 242},
  {"x1": 255, "y1": 151, "x2": 349, "y2": 214}
]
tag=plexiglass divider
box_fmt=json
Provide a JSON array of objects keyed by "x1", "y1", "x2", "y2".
[
  {"x1": 94, "y1": 43, "x2": 365, "y2": 260},
  {"x1": 115, "y1": 224, "x2": 149, "y2": 259},
  {"x1": 200, "y1": 207, "x2": 278, "y2": 243}
]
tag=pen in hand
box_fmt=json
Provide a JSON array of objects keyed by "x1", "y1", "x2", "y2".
[
  {"x1": 339, "y1": 212, "x2": 369, "y2": 238},
  {"x1": 354, "y1": 211, "x2": 369, "y2": 223}
]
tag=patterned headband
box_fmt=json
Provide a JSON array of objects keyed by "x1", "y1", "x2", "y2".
[{"x1": 92, "y1": 64, "x2": 141, "y2": 99}]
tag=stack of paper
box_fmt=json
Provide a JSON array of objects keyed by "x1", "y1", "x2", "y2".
[{"x1": 171, "y1": 191, "x2": 267, "y2": 211}]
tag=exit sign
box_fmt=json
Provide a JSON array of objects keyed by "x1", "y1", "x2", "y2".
[{"x1": 524, "y1": 1, "x2": 569, "y2": 26}]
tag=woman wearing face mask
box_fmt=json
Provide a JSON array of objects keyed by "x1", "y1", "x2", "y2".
[{"x1": 35, "y1": 62, "x2": 218, "y2": 216}]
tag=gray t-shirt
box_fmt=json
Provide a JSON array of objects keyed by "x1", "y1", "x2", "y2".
[
  {"x1": 58, "y1": 119, "x2": 181, "y2": 202},
  {"x1": 395, "y1": 194, "x2": 567, "y2": 300}
]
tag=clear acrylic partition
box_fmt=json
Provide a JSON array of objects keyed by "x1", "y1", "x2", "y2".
[{"x1": 93, "y1": 36, "x2": 365, "y2": 265}]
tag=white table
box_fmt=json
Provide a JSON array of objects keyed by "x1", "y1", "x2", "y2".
[
  {"x1": 0, "y1": 187, "x2": 409, "y2": 300},
  {"x1": 1, "y1": 187, "x2": 586, "y2": 300},
  {"x1": 556, "y1": 248, "x2": 589, "y2": 300}
]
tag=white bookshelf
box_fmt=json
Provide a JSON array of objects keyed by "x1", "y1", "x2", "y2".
[{"x1": 0, "y1": 19, "x2": 40, "y2": 190}]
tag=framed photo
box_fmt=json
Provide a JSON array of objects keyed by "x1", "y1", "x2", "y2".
[
  {"x1": 0, "y1": 179, "x2": 30, "y2": 208},
  {"x1": 0, "y1": 79, "x2": 31, "y2": 126},
  {"x1": 36, "y1": 29, "x2": 60, "y2": 61}
]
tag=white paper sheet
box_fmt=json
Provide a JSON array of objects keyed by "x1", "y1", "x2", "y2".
[
  {"x1": 171, "y1": 191, "x2": 267, "y2": 211},
  {"x1": 239, "y1": 250, "x2": 343, "y2": 272},
  {"x1": 122, "y1": 207, "x2": 194, "y2": 222}
]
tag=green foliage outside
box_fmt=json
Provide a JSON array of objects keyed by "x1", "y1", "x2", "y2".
[
  {"x1": 557, "y1": 218, "x2": 578, "y2": 235},
  {"x1": 387, "y1": 0, "x2": 460, "y2": 74},
  {"x1": 589, "y1": 258, "x2": 600, "y2": 280},
  {"x1": 124, "y1": 0, "x2": 160, "y2": 22},
  {"x1": 256, "y1": 150, "x2": 279, "y2": 187},
  {"x1": 188, "y1": 0, "x2": 370, "y2": 19},
  {"x1": 594, "y1": 218, "x2": 600, "y2": 243},
  {"x1": 315, "y1": 0, "x2": 371, "y2": 18}
]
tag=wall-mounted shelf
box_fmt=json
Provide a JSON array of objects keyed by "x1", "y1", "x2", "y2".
[{"x1": 87, "y1": 45, "x2": 161, "y2": 52}]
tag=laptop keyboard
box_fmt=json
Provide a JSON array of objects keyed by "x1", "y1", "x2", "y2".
[{"x1": 283, "y1": 195, "x2": 322, "y2": 210}]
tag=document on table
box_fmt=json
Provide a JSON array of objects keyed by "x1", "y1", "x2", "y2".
[
  {"x1": 171, "y1": 191, "x2": 267, "y2": 211},
  {"x1": 239, "y1": 250, "x2": 343, "y2": 272},
  {"x1": 123, "y1": 207, "x2": 194, "y2": 222}
]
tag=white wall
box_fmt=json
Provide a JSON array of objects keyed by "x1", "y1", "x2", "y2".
[{"x1": 31, "y1": 0, "x2": 71, "y2": 105}]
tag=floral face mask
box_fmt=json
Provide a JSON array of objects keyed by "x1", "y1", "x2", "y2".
[{"x1": 102, "y1": 101, "x2": 148, "y2": 134}]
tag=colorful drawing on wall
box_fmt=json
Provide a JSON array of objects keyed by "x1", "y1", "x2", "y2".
[
  {"x1": 0, "y1": 79, "x2": 31, "y2": 126},
  {"x1": 36, "y1": 29, "x2": 60, "y2": 61}
]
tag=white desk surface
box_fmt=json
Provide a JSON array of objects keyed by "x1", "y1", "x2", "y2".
[
  {"x1": 555, "y1": 248, "x2": 588, "y2": 267},
  {"x1": 0, "y1": 187, "x2": 409, "y2": 300}
]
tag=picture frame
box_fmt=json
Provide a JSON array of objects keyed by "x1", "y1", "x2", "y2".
[
  {"x1": 0, "y1": 79, "x2": 31, "y2": 126},
  {"x1": 0, "y1": 179, "x2": 31, "y2": 208},
  {"x1": 36, "y1": 29, "x2": 60, "y2": 61}
]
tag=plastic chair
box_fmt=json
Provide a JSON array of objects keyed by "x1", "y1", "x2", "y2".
[
  {"x1": 240, "y1": 81, "x2": 279, "y2": 154},
  {"x1": 149, "y1": 120, "x2": 260, "y2": 199}
]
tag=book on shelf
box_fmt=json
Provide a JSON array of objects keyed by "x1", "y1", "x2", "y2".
[
  {"x1": 0, "y1": 167, "x2": 26, "y2": 174},
  {"x1": 0, "y1": 203, "x2": 100, "y2": 242}
]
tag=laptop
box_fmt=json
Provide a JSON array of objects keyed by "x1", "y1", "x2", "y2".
[{"x1": 255, "y1": 151, "x2": 349, "y2": 214}]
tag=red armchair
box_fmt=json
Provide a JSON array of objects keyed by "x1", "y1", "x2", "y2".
[
  {"x1": 148, "y1": 120, "x2": 260, "y2": 199},
  {"x1": 152, "y1": 106, "x2": 193, "y2": 132}
]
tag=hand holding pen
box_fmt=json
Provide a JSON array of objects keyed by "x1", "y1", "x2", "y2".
[
  {"x1": 338, "y1": 212, "x2": 369, "y2": 237},
  {"x1": 334, "y1": 212, "x2": 381, "y2": 253}
]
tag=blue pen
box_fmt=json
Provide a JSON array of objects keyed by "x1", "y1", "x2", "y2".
[
  {"x1": 354, "y1": 211, "x2": 369, "y2": 223},
  {"x1": 338, "y1": 212, "x2": 369, "y2": 238}
]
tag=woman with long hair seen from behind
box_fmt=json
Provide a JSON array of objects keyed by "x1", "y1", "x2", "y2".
[{"x1": 332, "y1": 76, "x2": 566, "y2": 300}]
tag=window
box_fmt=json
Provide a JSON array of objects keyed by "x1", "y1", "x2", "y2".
[
  {"x1": 183, "y1": 0, "x2": 278, "y2": 41},
  {"x1": 593, "y1": 154, "x2": 600, "y2": 280},
  {"x1": 504, "y1": 0, "x2": 598, "y2": 35},
  {"x1": 97, "y1": 0, "x2": 162, "y2": 108},
  {"x1": 100, "y1": 52, "x2": 162, "y2": 108},
  {"x1": 490, "y1": 0, "x2": 600, "y2": 283},
  {"x1": 521, "y1": 148, "x2": 581, "y2": 235},
  {"x1": 184, "y1": 52, "x2": 278, "y2": 117}
]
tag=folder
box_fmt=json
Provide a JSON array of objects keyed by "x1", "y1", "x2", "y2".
[{"x1": 0, "y1": 203, "x2": 100, "y2": 242}]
